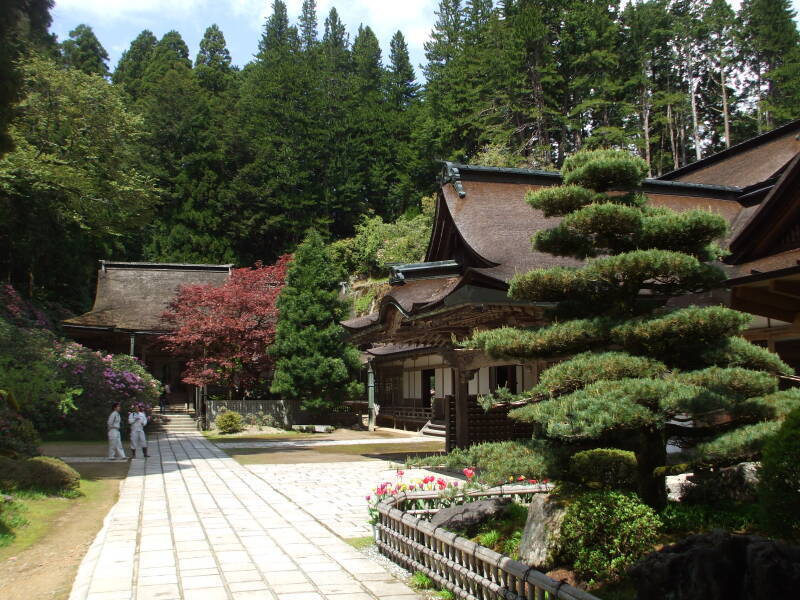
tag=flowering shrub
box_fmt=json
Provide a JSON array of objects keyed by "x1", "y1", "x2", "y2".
[
  {"x1": 366, "y1": 468, "x2": 490, "y2": 524},
  {"x1": 54, "y1": 344, "x2": 160, "y2": 436},
  {"x1": 0, "y1": 287, "x2": 161, "y2": 439}
]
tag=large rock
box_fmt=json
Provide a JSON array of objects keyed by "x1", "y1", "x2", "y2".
[
  {"x1": 430, "y1": 497, "x2": 511, "y2": 532},
  {"x1": 518, "y1": 494, "x2": 567, "y2": 569},
  {"x1": 682, "y1": 462, "x2": 760, "y2": 504},
  {"x1": 630, "y1": 530, "x2": 800, "y2": 600}
]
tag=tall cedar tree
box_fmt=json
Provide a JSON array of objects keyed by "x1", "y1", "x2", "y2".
[
  {"x1": 270, "y1": 230, "x2": 362, "y2": 410},
  {"x1": 468, "y1": 149, "x2": 799, "y2": 508},
  {"x1": 60, "y1": 24, "x2": 109, "y2": 77},
  {"x1": 112, "y1": 30, "x2": 157, "y2": 101},
  {"x1": 161, "y1": 256, "x2": 290, "y2": 392}
]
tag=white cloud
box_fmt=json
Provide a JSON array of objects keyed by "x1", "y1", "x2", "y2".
[{"x1": 54, "y1": 0, "x2": 210, "y2": 21}]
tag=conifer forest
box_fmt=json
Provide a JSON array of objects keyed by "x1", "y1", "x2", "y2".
[{"x1": 2, "y1": 0, "x2": 800, "y2": 310}]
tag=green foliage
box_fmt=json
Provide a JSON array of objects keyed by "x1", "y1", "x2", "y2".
[
  {"x1": 701, "y1": 336, "x2": 793, "y2": 375},
  {"x1": 0, "y1": 407, "x2": 41, "y2": 458},
  {"x1": 532, "y1": 352, "x2": 668, "y2": 399},
  {"x1": 476, "y1": 386, "x2": 520, "y2": 411},
  {"x1": 659, "y1": 501, "x2": 759, "y2": 535},
  {"x1": 410, "y1": 572, "x2": 435, "y2": 590},
  {"x1": 466, "y1": 319, "x2": 613, "y2": 360},
  {"x1": 512, "y1": 379, "x2": 672, "y2": 439},
  {"x1": 271, "y1": 230, "x2": 363, "y2": 410},
  {"x1": 0, "y1": 54, "x2": 156, "y2": 308},
  {"x1": 330, "y1": 203, "x2": 433, "y2": 278},
  {"x1": 409, "y1": 440, "x2": 567, "y2": 486},
  {"x1": 526, "y1": 186, "x2": 600, "y2": 217},
  {"x1": 695, "y1": 421, "x2": 781, "y2": 465},
  {"x1": 570, "y1": 449, "x2": 638, "y2": 491},
  {"x1": 610, "y1": 307, "x2": 751, "y2": 367},
  {"x1": 24, "y1": 457, "x2": 80, "y2": 492},
  {"x1": 0, "y1": 456, "x2": 79, "y2": 493},
  {"x1": 60, "y1": 24, "x2": 109, "y2": 76},
  {"x1": 562, "y1": 150, "x2": 648, "y2": 191},
  {"x1": 676, "y1": 367, "x2": 777, "y2": 402},
  {"x1": 758, "y1": 407, "x2": 800, "y2": 540},
  {"x1": 215, "y1": 410, "x2": 244, "y2": 434},
  {"x1": 559, "y1": 491, "x2": 661, "y2": 583}
]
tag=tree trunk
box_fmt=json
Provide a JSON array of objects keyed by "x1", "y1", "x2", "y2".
[
  {"x1": 668, "y1": 104, "x2": 678, "y2": 171},
  {"x1": 642, "y1": 101, "x2": 651, "y2": 177},
  {"x1": 721, "y1": 69, "x2": 731, "y2": 149},
  {"x1": 635, "y1": 429, "x2": 667, "y2": 510},
  {"x1": 690, "y1": 77, "x2": 702, "y2": 162}
]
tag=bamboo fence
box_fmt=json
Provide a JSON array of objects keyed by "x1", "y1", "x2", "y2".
[{"x1": 376, "y1": 486, "x2": 600, "y2": 600}]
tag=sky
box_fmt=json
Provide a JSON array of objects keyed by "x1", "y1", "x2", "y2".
[
  {"x1": 49, "y1": 0, "x2": 800, "y2": 83},
  {"x1": 51, "y1": 0, "x2": 439, "y2": 80}
]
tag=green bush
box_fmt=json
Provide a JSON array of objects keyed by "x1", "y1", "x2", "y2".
[
  {"x1": 215, "y1": 410, "x2": 244, "y2": 434},
  {"x1": 570, "y1": 448, "x2": 637, "y2": 491},
  {"x1": 660, "y1": 501, "x2": 758, "y2": 535},
  {"x1": 408, "y1": 440, "x2": 567, "y2": 486},
  {"x1": 0, "y1": 456, "x2": 79, "y2": 493},
  {"x1": 559, "y1": 491, "x2": 661, "y2": 583},
  {"x1": 0, "y1": 408, "x2": 41, "y2": 458},
  {"x1": 24, "y1": 457, "x2": 80, "y2": 492},
  {"x1": 758, "y1": 407, "x2": 800, "y2": 541}
]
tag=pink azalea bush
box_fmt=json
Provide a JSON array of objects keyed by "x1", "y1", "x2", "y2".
[{"x1": 0, "y1": 285, "x2": 160, "y2": 439}]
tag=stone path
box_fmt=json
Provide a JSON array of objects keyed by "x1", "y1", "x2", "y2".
[
  {"x1": 247, "y1": 463, "x2": 458, "y2": 540},
  {"x1": 69, "y1": 430, "x2": 423, "y2": 600},
  {"x1": 215, "y1": 437, "x2": 431, "y2": 449}
]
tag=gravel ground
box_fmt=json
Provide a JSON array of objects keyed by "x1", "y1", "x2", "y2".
[{"x1": 359, "y1": 542, "x2": 444, "y2": 599}]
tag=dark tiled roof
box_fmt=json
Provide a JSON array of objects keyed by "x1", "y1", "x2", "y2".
[
  {"x1": 342, "y1": 313, "x2": 379, "y2": 330},
  {"x1": 63, "y1": 262, "x2": 231, "y2": 332},
  {"x1": 658, "y1": 119, "x2": 800, "y2": 187}
]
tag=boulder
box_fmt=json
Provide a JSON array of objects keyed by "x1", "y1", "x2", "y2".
[
  {"x1": 630, "y1": 530, "x2": 800, "y2": 600},
  {"x1": 430, "y1": 497, "x2": 511, "y2": 532},
  {"x1": 682, "y1": 462, "x2": 760, "y2": 504},
  {"x1": 518, "y1": 494, "x2": 567, "y2": 569}
]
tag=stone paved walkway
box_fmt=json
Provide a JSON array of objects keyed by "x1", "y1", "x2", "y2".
[
  {"x1": 69, "y1": 430, "x2": 424, "y2": 600},
  {"x1": 246, "y1": 463, "x2": 458, "y2": 540}
]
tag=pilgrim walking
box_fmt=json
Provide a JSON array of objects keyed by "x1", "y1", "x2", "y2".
[
  {"x1": 107, "y1": 402, "x2": 126, "y2": 460},
  {"x1": 129, "y1": 403, "x2": 149, "y2": 458}
]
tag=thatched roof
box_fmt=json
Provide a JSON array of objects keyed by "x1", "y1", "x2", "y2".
[{"x1": 63, "y1": 261, "x2": 232, "y2": 333}]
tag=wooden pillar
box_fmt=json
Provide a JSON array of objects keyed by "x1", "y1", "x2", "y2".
[{"x1": 455, "y1": 368, "x2": 472, "y2": 449}]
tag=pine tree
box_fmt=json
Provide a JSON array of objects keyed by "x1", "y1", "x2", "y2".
[
  {"x1": 299, "y1": 0, "x2": 318, "y2": 51},
  {"x1": 271, "y1": 230, "x2": 362, "y2": 410},
  {"x1": 112, "y1": 30, "x2": 157, "y2": 101},
  {"x1": 388, "y1": 31, "x2": 418, "y2": 108},
  {"x1": 195, "y1": 24, "x2": 232, "y2": 93},
  {"x1": 60, "y1": 23, "x2": 109, "y2": 77},
  {"x1": 468, "y1": 149, "x2": 798, "y2": 508}
]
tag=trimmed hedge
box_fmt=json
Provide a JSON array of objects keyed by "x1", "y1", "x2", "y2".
[
  {"x1": 758, "y1": 407, "x2": 800, "y2": 541},
  {"x1": 0, "y1": 456, "x2": 79, "y2": 492},
  {"x1": 569, "y1": 448, "x2": 637, "y2": 491}
]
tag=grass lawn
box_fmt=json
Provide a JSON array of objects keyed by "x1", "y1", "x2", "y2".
[
  {"x1": 229, "y1": 441, "x2": 445, "y2": 465},
  {"x1": 0, "y1": 457, "x2": 127, "y2": 600},
  {"x1": 39, "y1": 441, "x2": 109, "y2": 458}
]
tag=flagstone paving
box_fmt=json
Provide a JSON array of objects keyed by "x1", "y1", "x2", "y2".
[{"x1": 69, "y1": 430, "x2": 425, "y2": 600}]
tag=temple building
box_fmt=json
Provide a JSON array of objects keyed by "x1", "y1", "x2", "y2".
[
  {"x1": 62, "y1": 261, "x2": 232, "y2": 409},
  {"x1": 344, "y1": 120, "x2": 800, "y2": 449}
]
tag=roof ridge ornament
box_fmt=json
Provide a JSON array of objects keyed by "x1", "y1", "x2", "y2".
[{"x1": 442, "y1": 162, "x2": 466, "y2": 198}]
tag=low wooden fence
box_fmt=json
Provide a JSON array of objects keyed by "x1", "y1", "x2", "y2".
[{"x1": 376, "y1": 487, "x2": 600, "y2": 600}]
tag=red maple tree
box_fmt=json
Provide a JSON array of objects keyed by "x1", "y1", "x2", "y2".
[{"x1": 160, "y1": 256, "x2": 291, "y2": 391}]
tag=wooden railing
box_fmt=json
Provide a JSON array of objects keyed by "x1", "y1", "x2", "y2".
[{"x1": 376, "y1": 487, "x2": 600, "y2": 600}]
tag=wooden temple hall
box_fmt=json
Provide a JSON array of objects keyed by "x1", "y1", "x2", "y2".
[
  {"x1": 343, "y1": 120, "x2": 800, "y2": 450},
  {"x1": 62, "y1": 261, "x2": 232, "y2": 409}
]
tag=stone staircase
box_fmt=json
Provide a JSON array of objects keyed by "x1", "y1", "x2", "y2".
[
  {"x1": 151, "y1": 412, "x2": 198, "y2": 434},
  {"x1": 420, "y1": 419, "x2": 446, "y2": 438}
]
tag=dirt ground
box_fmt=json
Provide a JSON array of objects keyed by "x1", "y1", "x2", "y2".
[
  {"x1": 205, "y1": 426, "x2": 422, "y2": 444},
  {"x1": 229, "y1": 441, "x2": 446, "y2": 465},
  {"x1": 0, "y1": 461, "x2": 128, "y2": 600}
]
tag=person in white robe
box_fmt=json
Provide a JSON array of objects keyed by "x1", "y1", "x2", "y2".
[
  {"x1": 128, "y1": 404, "x2": 149, "y2": 458},
  {"x1": 107, "y1": 402, "x2": 126, "y2": 460}
]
